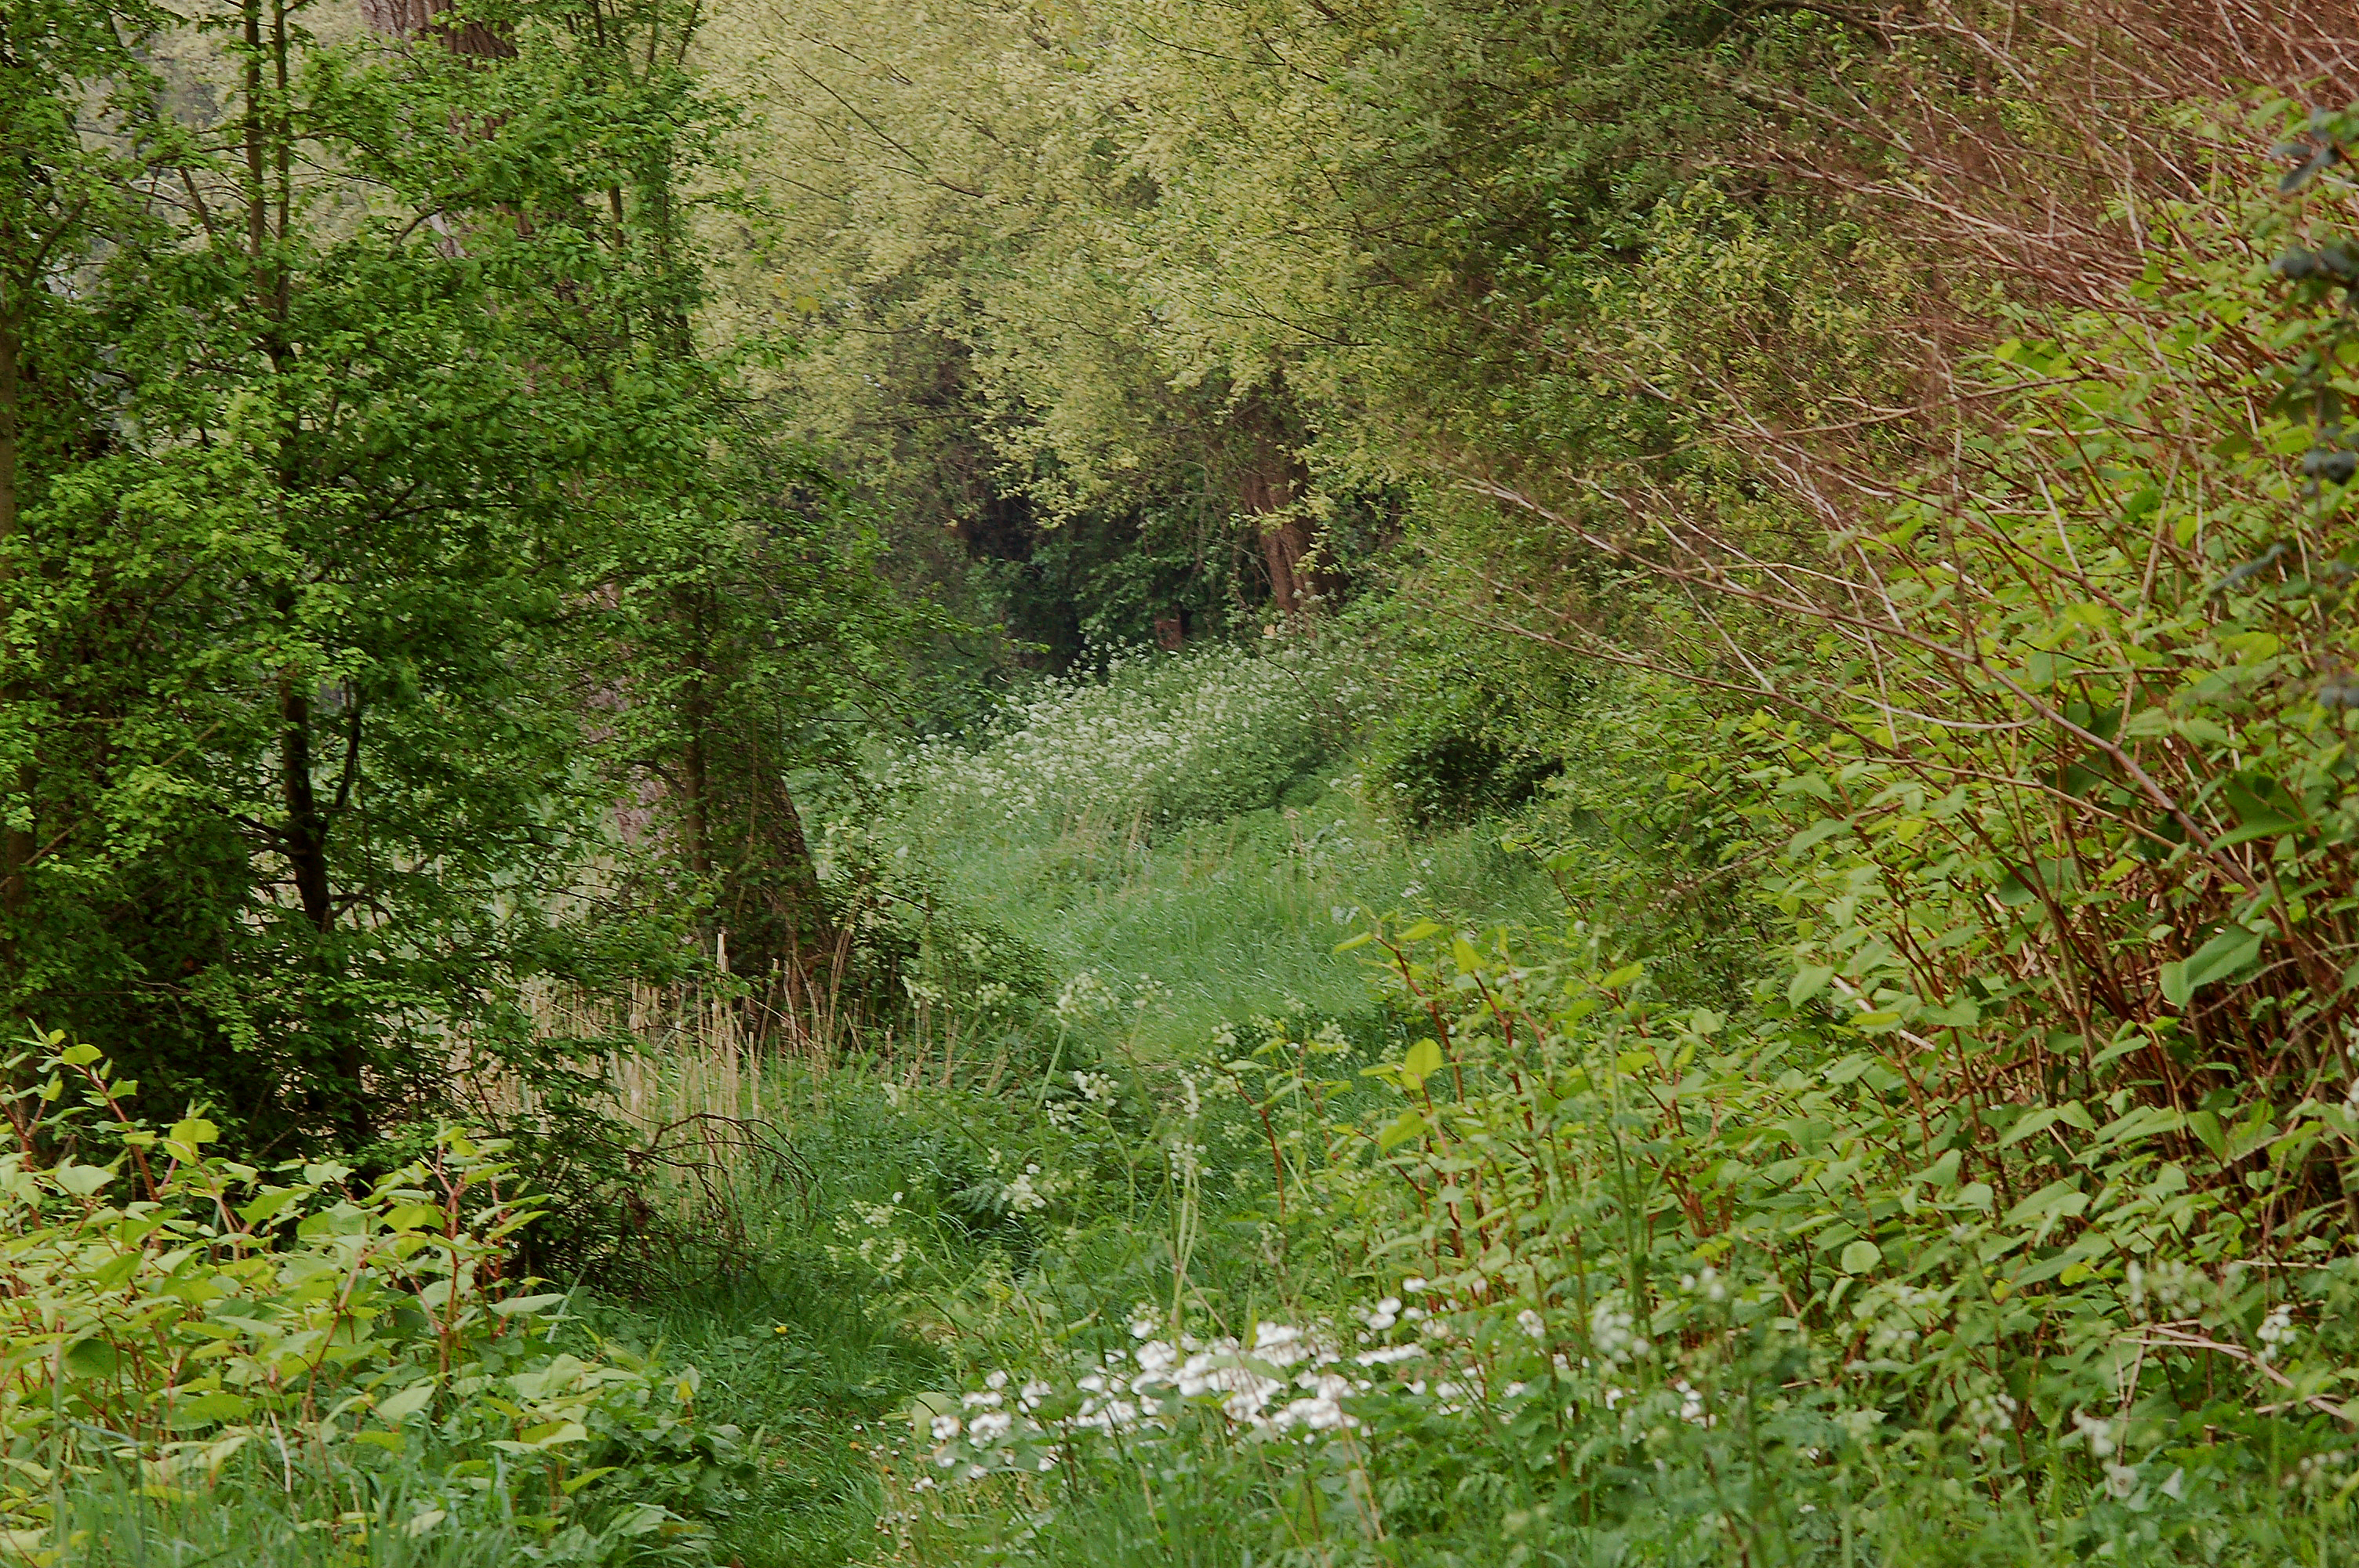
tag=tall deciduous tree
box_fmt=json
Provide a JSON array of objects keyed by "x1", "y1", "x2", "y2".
[
  {"x1": 0, "y1": 0, "x2": 177, "y2": 986},
  {"x1": 0, "y1": 0, "x2": 900, "y2": 1152}
]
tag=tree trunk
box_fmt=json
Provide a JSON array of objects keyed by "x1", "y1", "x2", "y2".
[
  {"x1": 357, "y1": 0, "x2": 517, "y2": 58},
  {"x1": 0, "y1": 307, "x2": 31, "y2": 960},
  {"x1": 681, "y1": 695, "x2": 711, "y2": 882},
  {"x1": 278, "y1": 672, "x2": 370, "y2": 1145},
  {"x1": 278, "y1": 676, "x2": 333, "y2": 935},
  {"x1": 1233, "y1": 404, "x2": 1326, "y2": 615}
]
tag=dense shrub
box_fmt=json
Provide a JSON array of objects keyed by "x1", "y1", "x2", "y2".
[{"x1": 0, "y1": 1034, "x2": 741, "y2": 1566}]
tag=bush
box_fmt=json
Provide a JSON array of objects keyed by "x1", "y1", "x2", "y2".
[{"x1": 0, "y1": 1033, "x2": 742, "y2": 1566}]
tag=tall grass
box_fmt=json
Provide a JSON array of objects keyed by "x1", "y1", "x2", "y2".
[{"x1": 869, "y1": 637, "x2": 1561, "y2": 1055}]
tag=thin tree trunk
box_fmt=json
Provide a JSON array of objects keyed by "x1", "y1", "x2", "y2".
[
  {"x1": 682, "y1": 694, "x2": 711, "y2": 881},
  {"x1": 0, "y1": 307, "x2": 31, "y2": 962},
  {"x1": 278, "y1": 676, "x2": 333, "y2": 935}
]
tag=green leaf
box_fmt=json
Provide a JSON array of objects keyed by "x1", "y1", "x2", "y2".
[
  {"x1": 171, "y1": 1390, "x2": 252, "y2": 1424},
  {"x1": 1377, "y1": 1108, "x2": 1427, "y2": 1152},
  {"x1": 562, "y1": 1466, "x2": 622, "y2": 1496},
  {"x1": 1920, "y1": 994, "x2": 1980, "y2": 1028},
  {"x1": 1840, "y1": 1240, "x2": 1881, "y2": 1275},
  {"x1": 1915, "y1": 1150, "x2": 1961, "y2": 1189},
  {"x1": 165, "y1": 1116, "x2": 219, "y2": 1155},
  {"x1": 53, "y1": 1163, "x2": 114, "y2": 1197},
  {"x1": 1787, "y1": 966, "x2": 1834, "y2": 1005},
  {"x1": 64, "y1": 1338, "x2": 121, "y2": 1379},
  {"x1": 1823, "y1": 1053, "x2": 1877, "y2": 1085},
  {"x1": 238, "y1": 1186, "x2": 303, "y2": 1224},
  {"x1": 2177, "y1": 925, "x2": 2265, "y2": 999},
  {"x1": 1399, "y1": 1039, "x2": 1444, "y2": 1091},
  {"x1": 1787, "y1": 816, "x2": 1850, "y2": 855},
  {"x1": 2001, "y1": 1108, "x2": 2063, "y2": 1147}
]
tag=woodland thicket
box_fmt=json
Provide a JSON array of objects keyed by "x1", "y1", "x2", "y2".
[{"x1": 9, "y1": 1, "x2": 2359, "y2": 1565}]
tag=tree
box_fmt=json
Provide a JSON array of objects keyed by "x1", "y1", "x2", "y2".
[
  {"x1": 695, "y1": 0, "x2": 1363, "y2": 652},
  {"x1": 0, "y1": 0, "x2": 178, "y2": 984},
  {"x1": 0, "y1": 0, "x2": 896, "y2": 1152}
]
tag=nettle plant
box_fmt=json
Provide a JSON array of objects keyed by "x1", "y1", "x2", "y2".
[
  {"x1": 1470, "y1": 104, "x2": 2359, "y2": 1264},
  {"x1": 905, "y1": 920, "x2": 2359, "y2": 1556},
  {"x1": 0, "y1": 1034, "x2": 737, "y2": 1564},
  {"x1": 1286, "y1": 111, "x2": 2359, "y2": 1535}
]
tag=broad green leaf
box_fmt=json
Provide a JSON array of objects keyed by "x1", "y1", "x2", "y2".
[
  {"x1": 1787, "y1": 966, "x2": 1834, "y2": 1005},
  {"x1": 1915, "y1": 1150, "x2": 1961, "y2": 1189},
  {"x1": 171, "y1": 1390, "x2": 252, "y2": 1424},
  {"x1": 64, "y1": 1338, "x2": 121, "y2": 1379},
  {"x1": 1399, "y1": 1038, "x2": 1444, "y2": 1090},
  {"x1": 1377, "y1": 1109, "x2": 1427, "y2": 1152},
  {"x1": 53, "y1": 1163, "x2": 114, "y2": 1197},
  {"x1": 2179, "y1": 926, "x2": 2265, "y2": 996},
  {"x1": 165, "y1": 1117, "x2": 219, "y2": 1154}
]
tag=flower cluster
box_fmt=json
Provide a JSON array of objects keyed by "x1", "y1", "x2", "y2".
[
  {"x1": 922, "y1": 1295, "x2": 1477, "y2": 1482},
  {"x1": 1845, "y1": 1279, "x2": 1948, "y2": 1370},
  {"x1": 888, "y1": 642, "x2": 1375, "y2": 837},
  {"x1": 825, "y1": 1196, "x2": 916, "y2": 1279},
  {"x1": 2125, "y1": 1258, "x2": 2209, "y2": 1322},
  {"x1": 1957, "y1": 1389, "x2": 2020, "y2": 1457}
]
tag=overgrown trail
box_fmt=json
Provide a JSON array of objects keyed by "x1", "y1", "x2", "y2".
[
  {"x1": 593, "y1": 648, "x2": 1563, "y2": 1566},
  {"x1": 20, "y1": 0, "x2": 2359, "y2": 1562}
]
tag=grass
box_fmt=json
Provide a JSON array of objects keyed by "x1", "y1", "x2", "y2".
[
  {"x1": 498, "y1": 677, "x2": 1576, "y2": 1568},
  {"x1": 577, "y1": 1267, "x2": 942, "y2": 1568},
  {"x1": 62, "y1": 1471, "x2": 536, "y2": 1568},
  {"x1": 923, "y1": 776, "x2": 1564, "y2": 1058}
]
